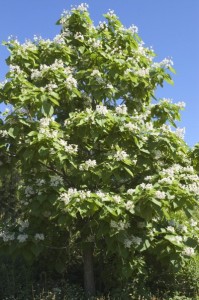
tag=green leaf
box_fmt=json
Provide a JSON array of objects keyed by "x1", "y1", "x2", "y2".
[{"x1": 42, "y1": 101, "x2": 54, "y2": 117}]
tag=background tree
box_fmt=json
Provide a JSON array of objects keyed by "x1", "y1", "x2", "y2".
[{"x1": 0, "y1": 3, "x2": 199, "y2": 297}]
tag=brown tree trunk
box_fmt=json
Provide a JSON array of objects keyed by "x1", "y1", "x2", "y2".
[{"x1": 83, "y1": 243, "x2": 96, "y2": 298}]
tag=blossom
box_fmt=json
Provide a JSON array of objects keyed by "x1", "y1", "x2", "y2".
[
  {"x1": 127, "y1": 189, "x2": 135, "y2": 195},
  {"x1": 35, "y1": 233, "x2": 45, "y2": 241},
  {"x1": 114, "y1": 150, "x2": 129, "y2": 161},
  {"x1": 79, "y1": 159, "x2": 97, "y2": 171},
  {"x1": 167, "y1": 226, "x2": 175, "y2": 233},
  {"x1": 91, "y1": 69, "x2": 101, "y2": 77},
  {"x1": 17, "y1": 234, "x2": 28, "y2": 243},
  {"x1": 39, "y1": 117, "x2": 52, "y2": 127},
  {"x1": 155, "y1": 191, "x2": 166, "y2": 199},
  {"x1": 0, "y1": 231, "x2": 15, "y2": 242},
  {"x1": 160, "y1": 58, "x2": 173, "y2": 68},
  {"x1": 96, "y1": 105, "x2": 108, "y2": 115},
  {"x1": 50, "y1": 175, "x2": 64, "y2": 187},
  {"x1": 131, "y1": 236, "x2": 142, "y2": 245},
  {"x1": 65, "y1": 75, "x2": 77, "y2": 89},
  {"x1": 175, "y1": 127, "x2": 185, "y2": 139},
  {"x1": 183, "y1": 247, "x2": 195, "y2": 256},
  {"x1": 128, "y1": 25, "x2": 138, "y2": 34},
  {"x1": 115, "y1": 104, "x2": 127, "y2": 115}
]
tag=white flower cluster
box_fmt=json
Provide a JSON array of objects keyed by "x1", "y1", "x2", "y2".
[
  {"x1": 59, "y1": 188, "x2": 91, "y2": 205},
  {"x1": 114, "y1": 150, "x2": 129, "y2": 161},
  {"x1": 36, "y1": 179, "x2": 45, "y2": 186},
  {"x1": 59, "y1": 139, "x2": 78, "y2": 154},
  {"x1": 125, "y1": 200, "x2": 135, "y2": 210},
  {"x1": 0, "y1": 230, "x2": 15, "y2": 242},
  {"x1": 24, "y1": 186, "x2": 34, "y2": 197},
  {"x1": 96, "y1": 105, "x2": 108, "y2": 115},
  {"x1": 39, "y1": 117, "x2": 52, "y2": 127},
  {"x1": 110, "y1": 220, "x2": 130, "y2": 231},
  {"x1": 139, "y1": 183, "x2": 153, "y2": 191},
  {"x1": 65, "y1": 74, "x2": 77, "y2": 89},
  {"x1": 0, "y1": 130, "x2": 8, "y2": 137},
  {"x1": 160, "y1": 58, "x2": 174, "y2": 68},
  {"x1": 128, "y1": 25, "x2": 138, "y2": 34},
  {"x1": 183, "y1": 247, "x2": 195, "y2": 256},
  {"x1": 17, "y1": 233, "x2": 28, "y2": 243},
  {"x1": 115, "y1": 104, "x2": 127, "y2": 115},
  {"x1": 124, "y1": 123, "x2": 139, "y2": 132},
  {"x1": 89, "y1": 39, "x2": 102, "y2": 48},
  {"x1": 10, "y1": 65, "x2": 23, "y2": 74},
  {"x1": 50, "y1": 175, "x2": 64, "y2": 187},
  {"x1": 127, "y1": 189, "x2": 135, "y2": 195},
  {"x1": 74, "y1": 32, "x2": 84, "y2": 41},
  {"x1": 91, "y1": 69, "x2": 101, "y2": 77},
  {"x1": 124, "y1": 235, "x2": 142, "y2": 248},
  {"x1": 134, "y1": 68, "x2": 149, "y2": 77},
  {"x1": 97, "y1": 21, "x2": 108, "y2": 30},
  {"x1": 106, "y1": 9, "x2": 116, "y2": 17},
  {"x1": 155, "y1": 191, "x2": 166, "y2": 199},
  {"x1": 79, "y1": 159, "x2": 97, "y2": 171},
  {"x1": 35, "y1": 233, "x2": 45, "y2": 241},
  {"x1": 45, "y1": 83, "x2": 58, "y2": 92},
  {"x1": 39, "y1": 127, "x2": 59, "y2": 139},
  {"x1": 175, "y1": 127, "x2": 185, "y2": 139},
  {"x1": 71, "y1": 3, "x2": 89, "y2": 12},
  {"x1": 176, "y1": 101, "x2": 186, "y2": 109},
  {"x1": 19, "y1": 220, "x2": 29, "y2": 232}
]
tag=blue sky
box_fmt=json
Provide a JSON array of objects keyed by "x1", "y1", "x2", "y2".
[{"x1": 0, "y1": 0, "x2": 198, "y2": 146}]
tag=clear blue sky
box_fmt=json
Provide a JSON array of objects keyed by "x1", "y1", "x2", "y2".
[{"x1": 0, "y1": 0, "x2": 198, "y2": 146}]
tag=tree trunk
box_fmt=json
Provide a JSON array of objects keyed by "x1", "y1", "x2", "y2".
[{"x1": 83, "y1": 243, "x2": 96, "y2": 298}]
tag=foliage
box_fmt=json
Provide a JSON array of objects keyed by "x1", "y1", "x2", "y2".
[{"x1": 0, "y1": 2, "x2": 199, "y2": 295}]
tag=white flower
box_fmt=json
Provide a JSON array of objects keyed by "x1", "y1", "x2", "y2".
[
  {"x1": 125, "y1": 201, "x2": 134, "y2": 210},
  {"x1": 176, "y1": 101, "x2": 186, "y2": 109},
  {"x1": 116, "y1": 104, "x2": 127, "y2": 115},
  {"x1": 110, "y1": 220, "x2": 118, "y2": 228},
  {"x1": 127, "y1": 189, "x2": 135, "y2": 195},
  {"x1": 167, "y1": 226, "x2": 175, "y2": 233},
  {"x1": 17, "y1": 234, "x2": 28, "y2": 243},
  {"x1": 106, "y1": 83, "x2": 114, "y2": 89},
  {"x1": 190, "y1": 219, "x2": 197, "y2": 227},
  {"x1": 79, "y1": 159, "x2": 97, "y2": 171},
  {"x1": 106, "y1": 9, "x2": 116, "y2": 17},
  {"x1": 160, "y1": 58, "x2": 173, "y2": 68},
  {"x1": 24, "y1": 186, "x2": 34, "y2": 197},
  {"x1": 112, "y1": 195, "x2": 121, "y2": 204},
  {"x1": 65, "y1": 75, "x2": 77, "y2": 89},
  {"x1": 155, "y1": 191, "x2": 166, "y2": 199},
  {"x1": 183, "y1": 247, "x2": 195, "y2": 256},
  {"x1": 128, "y1": 25, "x2": 138, "y2": 34},
  {"x1": 175, "y1": 127, "x2": 185, "y2": 139},
  {"x1": 178, "y1": 225, "x2": 188, "y2": 233},
  {"x1": 72, "y1": 3, "x2": 89, "y2": 12},
  {"x1": 74, "y1": 32, "x2": 84, "y2": 41},
  {"x1": 39, "y1": 117, "x2": 52, "y2": 127},
  {"x1": 35, "y1": 233, "x2": 45, "y2": 241},
  {"x1": 91, "y1": 69, "x2": 101, "y2": 77},
  {"x1": 140, "y1": 183, "x2": 153, "y2": 190},
  {"x1": 96, "y1": 105, "x2": 108, "y2": 115},
  {"x1": 131, "y1": 236, "x2": 142, "y2": 245},
  {"x1": 124, "y1": 238, "x2": 132, "y2": 248},
  {"x1": 50, "y1": 175, "x2": 64, "y2": 187},
  {"x1": 135, "y1": 68, "x2": 149, "y2": 77},
  {"x1": 0, "y1": 130, "x2": 8, "y2": 137},
  {"x1": 114, "y1": 150, "x2": 129, "y2": 161},
  {"x1": 0, "y1": 231, "x2": 15, "y2": 242}
]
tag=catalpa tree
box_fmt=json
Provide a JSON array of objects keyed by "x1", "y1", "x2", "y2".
[{"x1": 0, "y1": 3, "x2": 199, "y2": 296}]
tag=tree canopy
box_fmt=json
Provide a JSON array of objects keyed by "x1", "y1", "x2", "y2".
[{"x1": 0, "y1": 3, "x2": 199, "y2": 296}]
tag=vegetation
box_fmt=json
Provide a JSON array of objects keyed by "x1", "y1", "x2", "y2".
[{"x1": 0, "y1": 3, "x2": 199, "y2": 299}]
